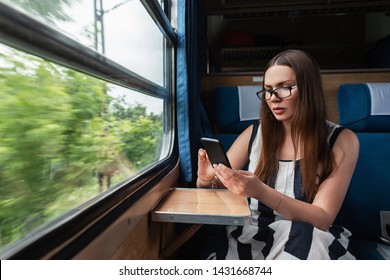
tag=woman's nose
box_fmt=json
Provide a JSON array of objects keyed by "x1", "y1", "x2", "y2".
[{"x1": 269, "y1": 92, "x2": 281, "y2": 102}]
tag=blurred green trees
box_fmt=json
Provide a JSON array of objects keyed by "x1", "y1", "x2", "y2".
[
  {"x1": 0, "y1": 49, "x2": 163, "y2": 249},
  {"x1": 10, "y1": 0, "x2": 78, "y2": 22}
]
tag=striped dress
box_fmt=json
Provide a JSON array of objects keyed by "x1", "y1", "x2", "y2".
[{"x1": 215, "y1": 121, "x2": 355, "y2": 260}]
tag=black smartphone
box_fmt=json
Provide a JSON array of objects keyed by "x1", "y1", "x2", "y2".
[{"x1": 201, "y1": 137, "x2": 231, "y2": 168}]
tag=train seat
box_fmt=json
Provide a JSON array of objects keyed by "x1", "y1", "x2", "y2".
[
  {"x1": 336, "y1": 83, "x2": 390, "y2": 259},
  {"x1": 211, "y1": 85, "x2": 260, "y2": 152}
]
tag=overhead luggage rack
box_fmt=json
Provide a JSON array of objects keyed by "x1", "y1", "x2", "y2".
[
  {"x1": 219, "y1": 43, "x2": 373, "y2": 72},
  {"x1": 206, "y1": 0, "x2": 390, "y2": 18}
]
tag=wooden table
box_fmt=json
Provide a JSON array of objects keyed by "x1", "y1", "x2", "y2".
[
  {"x1": 151, "y1": 188, "x2": 251, "y2": 258},
  {"x1": 151, "y1": 188, "x2": 251, "y2": 226}
]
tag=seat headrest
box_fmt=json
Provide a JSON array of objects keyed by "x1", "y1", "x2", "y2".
[
  {"x1": 337, "y1": 83, "x2": 390, "y2": 132},
  {"x1": 215, "y1": 86, "x2": 261, "y2": 133}
]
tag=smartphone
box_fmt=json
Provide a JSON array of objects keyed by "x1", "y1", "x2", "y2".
[{"x1": 201, "y1": 137, "x2": 231, "y2": 168}]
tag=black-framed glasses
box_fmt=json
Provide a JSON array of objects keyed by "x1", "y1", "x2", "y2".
[{"x1": 256, "y1": 84, "x2": 298, "y2": 101}]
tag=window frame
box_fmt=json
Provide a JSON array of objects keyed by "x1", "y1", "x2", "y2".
[{"x1": 0, "y1": 0, "x2": 178, "y2": 259}]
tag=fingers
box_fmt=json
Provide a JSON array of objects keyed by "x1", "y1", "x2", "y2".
[
  {"x1": 213, "y1": 165, "x2": 262, "y2": 198},
  {"x1": 197, "y1": 149, "x2": 215, "y2": 181},
  {"x1": 198, "y1": 148, "x2": 209, "y2": 161},
  {"x1": 214, "y1": 166, "x2": 242, "y2": 195},
  {"x1": 213, "y1": 163, "x2": 240, "y2": 186},
  {"x1": 213, "y1": 163, "x2": 236, "y2": 177},
  {"x1": 213, "y1": 164, "x2": 254, "y2": 195}
]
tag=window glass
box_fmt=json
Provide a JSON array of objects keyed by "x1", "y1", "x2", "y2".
[
  {"x1": 0, "y1": 0, "x2": 175, "y2": 255},
  {"x1": 0, "y1": 43, "x2": 165, "y2": 251},
  {"x1": 5, "y1": 0, "x2": 165, "y2": 86}
]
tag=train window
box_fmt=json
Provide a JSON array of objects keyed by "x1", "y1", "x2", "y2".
[
  {"x1": 5, "y1": 0, "x2": 166, "y2": 86},
  {"x1": 0, "y1": 0, "x2": 175, "y2": 256}
]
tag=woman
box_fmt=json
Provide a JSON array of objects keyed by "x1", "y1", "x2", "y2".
[{"x1": 197, "y1": 49, "x2": 359, "y2": 259}]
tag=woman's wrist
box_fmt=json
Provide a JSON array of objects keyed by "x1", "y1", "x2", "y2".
[
  {"x1": 275, "y1": 194, "x2": 284, "y2": 211},
  {"x1": 198, "y1": 176, "x2": 214, "y2": 184},
  {"x1": 254, "y1": 181, "x2": 267, "y2": 200},
  {"x1": 198, "y1": 176, "x2": 220, "y2": 189}
]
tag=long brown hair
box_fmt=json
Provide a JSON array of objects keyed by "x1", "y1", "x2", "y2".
[{"x1": 254, "y1": 49, "x2": 333, "y2": 202}]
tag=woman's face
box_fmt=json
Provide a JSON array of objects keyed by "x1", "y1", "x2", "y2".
[{"x1": 263, "y1": 65, "x2": 299, "y2": 124}]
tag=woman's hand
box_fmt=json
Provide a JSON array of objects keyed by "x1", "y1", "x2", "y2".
[
  {"x1": 196, "y1": 149, "x2": 216, "y2": 186},
  {"x1": 213, "y1": 164, "x2": 264, "y2": 199}
]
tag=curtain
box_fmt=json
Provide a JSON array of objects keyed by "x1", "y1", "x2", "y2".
[{"x1": 176, "y1": 0, "x2": 211, "y2": 183}]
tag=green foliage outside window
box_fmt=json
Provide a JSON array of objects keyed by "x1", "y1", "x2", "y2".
[{"x1": 0, "y1": 50, "x2": 163, "y2": 250}]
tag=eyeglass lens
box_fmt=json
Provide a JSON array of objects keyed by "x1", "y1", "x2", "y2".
[{"x1": 265, "y1": 87, "x2": 291, "y2": 100}]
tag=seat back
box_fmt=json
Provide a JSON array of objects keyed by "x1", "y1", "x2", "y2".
[
  {"x1": 212, "y1": 86, "x2": 260, "y2": 151},
  {"x1": 336, "y1": 83, "x2": 390, "y2": 241}
]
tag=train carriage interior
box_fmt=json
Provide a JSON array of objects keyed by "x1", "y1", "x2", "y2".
[
  {"x1": 0, "y1": 0, "x2": 390, "y2": 261},
  {"x1": 194, "y1": 0, "x2": 390, "y2": 260}
]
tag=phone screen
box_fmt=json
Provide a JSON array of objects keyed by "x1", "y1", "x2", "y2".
[{"x1": 201, "y1": 137, "x2": 231, "y2": 168}]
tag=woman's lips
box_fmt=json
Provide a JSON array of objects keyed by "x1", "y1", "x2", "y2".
[{"x1": 273, "y1": 107, "x2": 286, "y2": 115}]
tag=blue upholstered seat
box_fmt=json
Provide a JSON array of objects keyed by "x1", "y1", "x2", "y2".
[
  {"x1": 336, "y1": 83, "x2": 390, "y2": 259},
  {"x1": 212, "y1": 86, "x2": 260, "y2": 152}
]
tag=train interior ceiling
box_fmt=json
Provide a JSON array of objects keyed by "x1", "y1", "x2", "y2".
[{"x1": 204, "y1": 0, "x2": 390, "y2": 72}]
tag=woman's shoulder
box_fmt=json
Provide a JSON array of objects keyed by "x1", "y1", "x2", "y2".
[
  {"x1": 327, "y1": 121, "x2": 359, "y2": 154},
  {"x1": 238, "y1": 120, "x2": 260, "y2": 139},
  {"x1": 231, "y1": 122, "x2": 257, "y2": 150},
  {"x1": 335, "y1": 128, "x2": 360, "y2": 150}
]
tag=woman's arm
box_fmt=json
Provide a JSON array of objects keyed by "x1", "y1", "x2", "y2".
[
  {"x1": 226, "y1": 124, "x2": 255, "y2": 170},
  {"x1": 308, "y1": 128, "x2": 359, "y2": 229},
  {"x1": 213, "y1": 128, "x2": 359, "y2": 231}
]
